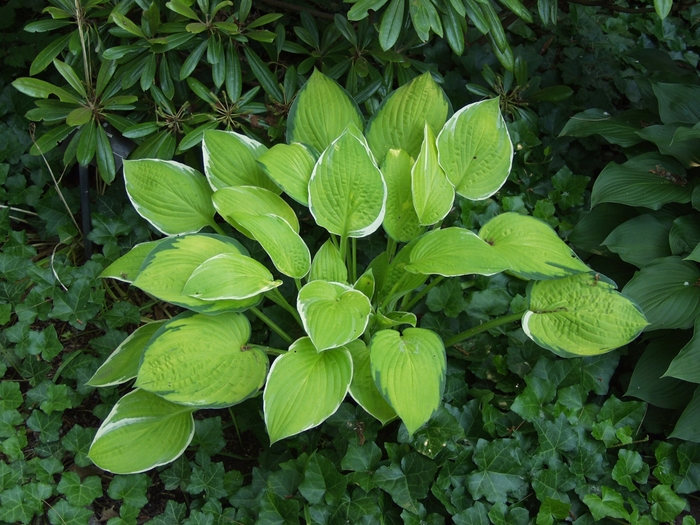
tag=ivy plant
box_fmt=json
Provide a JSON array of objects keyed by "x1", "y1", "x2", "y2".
[{"x1": 87, "y1": 70, "x2": 647, "y2": 474}]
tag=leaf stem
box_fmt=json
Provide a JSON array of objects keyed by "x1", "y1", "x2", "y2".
[
  {"x1": 340, "y1": 235, "x2": 348, "y2": 269},
  {"x1": 243, "y1": 344, "x2": 287, "y2": 356},
  {"x1": 265, "y1": 288, "x2": 302, "y2": 326},
  {"x1": 379, "y1": 272, "x2": 411, "y2": 312},
  {"x1": 444, "y1": 311, "x2": 524, "y2": 347},
  {"x1": 210, "y1": 221, "x2": 226, "y2": 235},
  {"x1": 351, "y1": 237, "x2": 357, "y2": 283},
  {"x1": 403, "y1": 276, "x2": 444, "y2": 311},
  {"x1": 386, "y1": 237, "x2": 397, "y2": 262},
  {"x1": 250, "y1": 306, "x2": 293, "y2": 344},
  {"x1": 294, "y1": 278, "x2": 303, "y2": 292}
]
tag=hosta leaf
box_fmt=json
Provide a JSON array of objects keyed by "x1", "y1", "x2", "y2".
[
  {"x1": 100, "y1": 240, "x2": 164, "y2": 283},
  {"x1": 478, "y1": 213, "x2": 591, "y2": 280},
  {"x1": 377, "y1": 240, "x2": 429, "y2": 306},
  {"x1": 136, "y1": 312, "x2": 267, "y2": 407},
  {"x1": 182, "y1": 253, "x2": 282, "y2": 300},
  {"x1": 309, "y1": 125, "x2": 386, "y2": 238},
  {"x1": 287, "y1": 70, "x2": 364, "y2": 153},
  {"x1": 133, "y1": 234, "x2": 259, "y2": 313},
  {"x1": 202, "y1": 130, "x2": 278, "y2": 192},
  {"x1": 622, "y1": 256, "x2": 700, "y2": 331},
  {"x1": 591, "y1": 153, "x2": 691, "y2": 210},
  {"x1": 381, "y1": 149, "x2": 423, "y2": 242},
  {"x1": 88, "y1": 389, "x2": 195, "y2": 474},
  {"x1": 559, "y1": 108, "x2": 648, "y2": 148},
  {"x1": 405, "y1": 227, "x2": 509, "y2": 277},
  {"x1": 87, "y1": 321, "x2": 166, "y2": 387},
  {"x1": 309, "y1": 239, "x2": 348, "y2": 283},
  {"x1": 365, "y1": 72, "x2": 450, "y2": 162},
  {"x1": 412, "y1": 123, "x2": 454, "y2": 226},
  {"x1": 523, "y1": 273, "x2": 649, "y2": 357},
  {"x1": 665, "y1": 317, "x2": 700, "y2": 383},
  {"x1": 212, "y1": 185, "x2": 299, "y2": 238},
  {"x1": 264, "y1": 338, "x2": 352, "y2": 443},
  {"x1": 347, "y1": 340, "x2": 396, "y2": 425},
  {"x1": 602, "y1": 214, "x2": 673, "y2": 268},
  {"x1": 298, "y1": 281, "x2": 371, "y2": 351},
  {"x1": 670, "y1": 387, "x2": 700, "y2": 441},
  {"x1": 370, "y1": 328, "x2": 446, "y2": 435},
  {"x1": 124, "y1": 159, "x2": 216, "y2": 235},
  {"x1": 232, "y1": 214, "x2": 311, "y2": 278},
  {"x1": 257, "y1": 143, "x2": 317, "y2": 206},
  {"x1": 437, "y1": 98, "x2": 513, "y2": 200}
]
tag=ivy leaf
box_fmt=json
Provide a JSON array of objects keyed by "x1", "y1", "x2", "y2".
[
  {"x1": 48, "y1": 277, "x2": 104, "y2": 331},
  {"x1": 257, "y1": 490, "x2": 300, "y2": 525},
  {"x1": 341, "y1": 442, "x2": 383, "y2": 472},
  {"x1": 676, "y1": 443, "x2": 700, "y2": 494},
  {"x1": 0, "y1": 381, "x2": 22, "y2": 411},
  {"x1": 650, "y1": 485, "x2": 686, "y2": 522},
  {"x1": 0, "y1": 484, "x2": 44, "y2": 524},
  {"x1": 531, "y1": 458, "x2": 576, "y2": 502},
  {"x1": 612, "y1": 449, "x2": 649, "y2": 491},
  {"x1": 57, "y1": 472, "x2": 103, "y2": 506},
  {"x1": 46, "y1": 498, "x2": 94, "y2": 525},
  {"x1": 62, "y1": 425, "x2": 96, "y2": 468},
  {"x1": 372, "y1": 453, "x2": 438, "y2": 514},
  {"x1": 299, "y1": 452, "x2": 348, "y2": 506},
  {"x1": 549, "y1": 166, "x2": 590, "y2": 210},
  {"x1": 466, "y1": 439, "x2": 528, "y2": 504},
  {"x1": 26, "y1": 410, "x2": 63, "y2": 442},
  {"x1": 191, "y1": 418, "x2": 226, "y2": 457},
  {"x1": 533, "y1": 414, "x2": 577, "y2": 462},
  {"x1": 187, "y1": 461, "x2": 227, "y2": 500},
  {"x1": 403, "y1": 406, "x2": 465, "y2": 459},
  {"x1": 426, "y1": 279, "x2": 466, "y2": 318},
  {"x1": 149, "y1": 501, "x2": 187, "y2": 525},
  {"x1": 583, "y1": 486, "x2": 629, "y2": 521},
  {"x1": 108, "y1": 474, "x2": 150, "y2": 508},
  {"x1": 536, "y1": 497, "x2": 571, "y2": 525},
  {"x1": 454, "y1": 501, "x2": 490, "y2": 525},
  {"x1": 510, "y1": 375, "x2": 556, "y2": 422}
]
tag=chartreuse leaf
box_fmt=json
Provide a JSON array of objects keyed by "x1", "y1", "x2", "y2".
[
  {"x1": 310, "y1": 239, "x2": 348, "y2": 283},
  {"x1": 124, "y1": 159, "x2": 216, "y2": 235},
  {"x1": 622, "y1": 256, "x2": 700, "y2": 331},
  {"x1": 309, "y1": 125, "x2": 386, "y2": 238},
  {"x1": 202, "y1": 130, "x2": 279, "y2": 192},
  {"x1": 133, "y1": 234, "x2": 259, "y2": 313},
  {"x1": 381, "y1": 149, "x2": 422, "y2": 242},
  {"x1": 591, "y1": 154, "x2": 691, "y2": 210},
  {"x1": 298, "y1": 281, "x2": 371, "y2": 351},
  {"x1": 346, "y1": 340, "x2": 397, "y2": 425},
  {"x1": 136, "y1": 312, "x2": 267, "y2": 407},
  {"x1": 257, "y1": 143, "x2": 317, "y2": 205},
  {"x1": 365, "y1": 72, "x2": 450, "y2": 162},
  {"x1": 287, "y1": 70, "x2": 364, "y2": 153},
  {"x1": 212, "y1": 185, "x2": 299, "y2": 238},
  {"x1": 87, "y1": 321, "x2": 166, "y2": 387},
  {"x1": 523, "y1": 273, "x2": 648, "y2": 357},
  {"x1": 232, "y1": 214, "x2": 311, "y2": 278},
  {"x1": 405, "y1": 227, "x2": 509, "y2": 277},
  {"x1": 479, "y1": 213, "x2": 590, "y2": 279},
  {"x1": 182, "y1": 253, "x2": 282, "y2": 300},
  {"x1": 370, "y1": 328, "x2": 446, "y2": 436},
  {"x1": 437, "y1": 98, "x2": 513, "y2": 200},
  {"x1": 88, "y1": 389, "x2": 196, "y2": 474},
  {"x1": 100, "y1": 240, "x2": 164, "y2": 283},
  {"x1": 264, "y1": 337, "x2": 352, "y2": 443},
  {"x1": 665, "y1": 317, "x2": 700, "y2": 383},
  {"x1": 412, "y1": 123, "x2": 454, "y2": 226},
  {"x1": 378, "y1": 240, "x2": 429, "y2": 305}
]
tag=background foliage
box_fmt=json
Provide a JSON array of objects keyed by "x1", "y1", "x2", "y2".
[{"x1": 1, "y1": 0, "x2": 700, "y2": 523}]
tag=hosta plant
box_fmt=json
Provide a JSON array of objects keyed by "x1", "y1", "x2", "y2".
[{"x1": 87, "y1": 71, "x2": 647, "y2": 474}]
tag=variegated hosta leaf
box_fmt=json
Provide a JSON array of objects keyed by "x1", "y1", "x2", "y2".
[
  {"x1": 437, "y1": 98, "x2": 513, "y2": 200},
  {"x1": 132, "y1": 234, "x2": 259, "y2": 313},
  {"x1": 88, "y1": 389, "x2": 196, "y2": 474},
  {"x1": 212, "y1": 185, "x2": 300, "y2": 238},
  {"x1": 478, "y1": 213, "x2": 591, "y2": 280},
  {"x1": 405, "y1": 227, "x2": 510, "y2": 277},
  {"x1": 381, "y1": 148, "x2": 423, "y2": 242},
  {"x1": 100, "y1": 239, "x2": 164, "y2": 283},
  {"x1": 365, "y1": 72, "x2": 451, "y2": 163},
  {"x1": 309, "y1": 239, "x2": 348, "y2": 283},
  {"x1": 308, "y1": 125, "x2": 386, "y2": 238},
  {"x1": 297, "y1": 280, "x2": 371, "y2": 351},
  {"x1": 202, "y1": 129, "x2": 279, "y2": 192},
  {"x1": 257, "y1": 142, "x2": 317, "y2": 206},
  {"x1": 182, "y1": 253, "x2": 282, "y2": 301},
  {"x1": 286, "y1": 69, "x2": 364, "y2": 153},
  {"x1": 264, "y1": 337, "x2": 352, "y2": 443},
  {"x1": 124, "y1": 159, "x2": 216, "y2": 235},
  {"x1": 346, "y1": 340, "x2": 396, "y2": 425},
  {"x1": 232, "y1": 214, "x2": 311, "y2": 279},
  {"x1": 523, "y1": 273, "x2": 649, "y2": 357},
  {"x1": 135, "y1": 311, "x2": 268, "y2": 407},
  {"x1": 370, "y1": 328, "x2": 446, "y2": 436},
  {"x1": 412, "y1": 123, "x2": 455, "y2": 226},
  {"x1": 87, "y1": 321, "x2": 166, "y2": 387}
]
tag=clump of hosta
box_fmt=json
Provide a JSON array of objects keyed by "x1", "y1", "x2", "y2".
[{"x1": 87, "y1": 71, "x2": 647, "y2": 474}]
